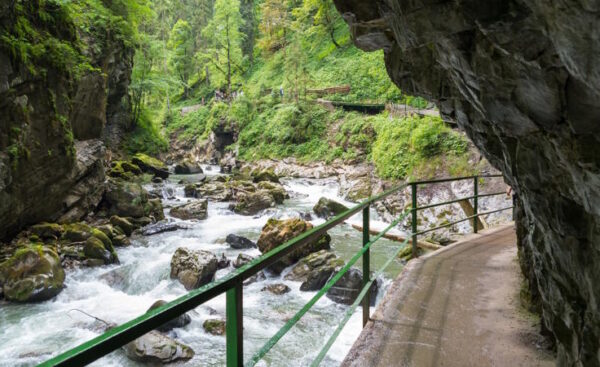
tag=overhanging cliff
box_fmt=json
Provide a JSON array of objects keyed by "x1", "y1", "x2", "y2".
[{"x1": 332, "y1": 1, "x2": 600, "y2": 365}]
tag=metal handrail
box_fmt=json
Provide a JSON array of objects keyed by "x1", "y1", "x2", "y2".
[{"x1": 38, "y1": 174, "x2": 512, "y2": 367}]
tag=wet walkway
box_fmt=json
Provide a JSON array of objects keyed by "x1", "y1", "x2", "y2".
[{"x1": 342, "y1": 224, "x2": 554, "y2": 367}]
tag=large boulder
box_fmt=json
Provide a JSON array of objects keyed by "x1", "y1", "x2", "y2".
[
  {"x1": 285, "y1": 250, "x2": 344, "y2": 291},
  {"x1": 132, "y1": 153, "x2": 169, "y2": 179},
  {"x1": 147, "y1": 300, "x2": 191, "y2": 332},
  {"x1": 233, "y1": 191, "x2": 276, "y2": 215},
  {"x1": 84, "y1": 236, "x2": 119, "y2": 265},
  {"x1": 108, "y1": 160, "x2": 142, "y2": 180},
  {"x1": 170, "y1": 200, "x2": 208, "y2": 220},
  {"x1": 257, "y1": 218, "x2": 331, "y2": 273},
  {"x1": 170, "y1": 248, "x2": 218, "y2": 290},
  {"x1": 313, "y1": 197, "x2": 349, "y2": 219},
  {"x1": 256, "y1": 181, "x2": 289, "y2": 204},
  {"x1": 326, "y1": 267, "x2": 378, "y2": 306},
  {"x1": 174, "y1": 160, "x2": 203, "y2": 175},
  {"x1": 0, "y1": 245, "x2": 65, "y2": 302},
  {"x1": 102, "y1": 179, "x2": 164, "y2": 219},
  {"x1": 252, "y1": 169, "x2": 280, "y2": 183},
  {"x1": 232, "y1": 253, "x2": 254, "y2": 269},
  {"x1": 123, "y1": 330, "x2": 194, "y2": 364},
  {"x1": 225, "y1": 234, "x2": 256, "y2": 249},
  {"x1": 203, "y1": 319, "x2": 226, "y2": 336}
]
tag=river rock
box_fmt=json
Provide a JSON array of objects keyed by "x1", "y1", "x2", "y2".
[
  {"x1": 123, "y1": 330, "x2": 194, "y2": 363},
  {"x1": 102, "y1": 178, "x2": 163, "y2": 219},
  {"x1": 203, "y1": 319, "x2": 226, "y2": 336},
  {"x1": 257, "y1": 218, "x2": 331, "y2": 274},
  {"x1": 170, "y1": 247, "x2": 218, "y2": 290},
  {"x1": 233, "y1": 253, "x2": 254, "y2": 269},
  {"x1": 225, "y1": 234, "x2": 256, "y2": 249},
  {"x1": 29, "y1": 223, "x2": 64, "y2": 240},
  {"x1": 286, "y1": 250, "x2": 345, "y2": 291},
  {"x1": 62, "y1": 222, "x2": 93, "y2": 242},
  {"x1": 110, "y1": 215, "x2": 135, "y2": 236},
  {"x1": 256, "y1": 181, "x2": 288, "y2": 204},
  {"x1": 170, "y1": 200, "x2": 208, "y2": 220},
  {"x1": 174, "y1": 160, "x2": 203, "y2": 175},
  {"x1": 195, "y1": 181, "x2": 231, "y2": 201},
  {"x1": 108, "y1": 160, "x2": 142, "y2": 180},
  {"x1": 326, "y1": 268, "x2": 378, "y2": 306},
  {"x1": 84, "y1": 236, "x2": 119, "y2": 265},
  {"x1": 243, "y1": 271, "x2": 266, "y2": 286},
  {"x1": 233, "y1": 191, "x2": 276, "y2": 215},
  {"x1": 252, "y1": 169, "x2": 280, "y2": 183},
  {"x1": 0, "y1": 245, "x2": 65, "y2": 302},
  {"x1": 132, "y1": 153, "x2": 169, "y2": 179},
  {"x1": 261, "y1": 283, "x2": 291, "y2": 295},
  {"x1": 142, "y1": 222, "x2": 184, "y2": 236},
  {"x1": 184, "y1": 184, "x2": 199, "y2": 198},
  {"x1": 217, "y1": 253, "x2": 230, "y2": 269},
  {"x1": 313, "y1": 197, "x2": 349, "y2": 219},
  {"x1": 147, "y1": 300, "x2": 192, "y2": 332}
]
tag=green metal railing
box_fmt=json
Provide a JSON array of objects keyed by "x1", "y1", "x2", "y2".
[{"x1": 39, "y1": 175, "x2": 512, "y2": 367}]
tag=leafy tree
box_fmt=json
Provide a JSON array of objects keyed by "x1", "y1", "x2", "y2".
[
  {"x1": 257, "y1": 0, "x2": 289, "y2": 52},
  {"x1": 200, "y1": 0, "x2": 246, "y2": 95},
  {"x1": 284, "y1": 35, "x2": 310, "y2": 102},
  {"x1": 168, "y1": 19, "x2": 195, "y2": 97},
  {"x1": 297, "y1": 0, "x2": 341, "y2": 48}
]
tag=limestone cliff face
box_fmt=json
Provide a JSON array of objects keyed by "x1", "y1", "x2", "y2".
[
  {"x1": 332, "y1": 1, "x2": 600, "y2": 365},
  {"x1": 0, "y1": 1, "x2": 133, "y2": 240}
]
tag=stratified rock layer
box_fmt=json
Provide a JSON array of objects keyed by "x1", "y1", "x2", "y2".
[{"x1": 332, "y1": 1, "x2": 600, "y2": 364}]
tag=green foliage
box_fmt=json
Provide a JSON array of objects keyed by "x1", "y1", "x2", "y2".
[
  {"x1": 168, "y1": 19, "x2": 195, "y2": 95},
  {"x1": 122, "y1": 108, "x2": 168, "y2": 155},
  {"x1": 371, "y1": 116, "x2": 469, "y2": 180}
]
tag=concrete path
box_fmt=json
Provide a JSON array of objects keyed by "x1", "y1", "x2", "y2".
[{"x1": 342, "y1": 224, "x2": 554, "y2": 367}]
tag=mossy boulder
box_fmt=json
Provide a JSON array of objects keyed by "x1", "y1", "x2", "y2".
[
  {"x1": 257, "y1": 181, "x2": 289, "y2": 204},
  {"x1": 147, "y1": 300, "x2": 192, "y2": 332},
  {"x1": 84, "y1": 236, "x2": 119, "y2": 265},
  {"x1": 170, "y1": 200, "x2": 208, "y2": 220},
  {"x1": 203, "y1": 319, "x2": 226, "y2": 336},
  {"x1": 0, "y1": 245, "x2": 65, "y2": 302},
  {"x1": 257, "y1": 218, "x2": 331, "y2": 273},
  {"x1": 132, "y1": 153, "x2": 169, "y2": 179},
  {"x1": 110, "y1": 216, "x2": 135, "y2": 236},
  {"x1": 233, "y1": 191, "x2": 276, "y2": 215},
  {"x1": 123, "y1": 330, "x2": 195, "y2": 363},
  {"x1": 174, "y1": 159, "x2": 203, "y2": 175},
  {"x1": 108, "y1": 160, "x2": 142, "y2": 180},
  {"x1": 313, "y1": 197, "x2": 349, "y2": 219},
  {"x1": 102, "y1": 179, "x2": 162, "y2": 219},
  {"x1": 184, "y1": 184, "x2": 199, "y2": 198},
  {"x1": 252, "y1": 169, "x2": 280, "y2": 183},
  {"x1": 29, "y1": 223, "x2": 64, "y2": 240},
  {"x1": 170, "y1": 247, "x2": 218, "y2": 290},
  {"x1": 62, "y1": 222, "x2": 93, "y2": 242}
]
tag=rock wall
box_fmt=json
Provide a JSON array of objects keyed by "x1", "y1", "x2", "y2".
[
  {"x1": 0, "y1": 1, "x2": 133, "y2": 240},
  {"x1": 332, "y1": 1, "x2": 600, "y2": 365}
]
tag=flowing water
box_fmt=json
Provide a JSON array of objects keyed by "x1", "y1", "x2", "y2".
[{"x1": 0, "y1": 167, "x2": 407, "y2": 367}]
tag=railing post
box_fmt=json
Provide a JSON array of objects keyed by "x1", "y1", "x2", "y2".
[
  {"x1": 411, "y1": 183, "x2": 418, "y2": 258},
  {"x1": 473, "y1": 176, "x2": 479, "y2": 234},
  {"x1": 226, "y1": 281, "x2": 243, "y2": 367},
  {"x1": 362, "y1": 206, "x2": 370, "y2": 327}
]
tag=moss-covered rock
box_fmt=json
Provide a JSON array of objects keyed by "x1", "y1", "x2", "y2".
[
  {"x1": 174, "y1": 159, "x2": 203, "y2": 175},
  {"x1": 29, "y1": 223, "x2": 64, "y2": 240},
  {"x1": 108, "y1": 160, "x2": 142, "y2": 180},
  {"x1": 252, "y1": 169, "x2": 280, "y2": 183},
  {"x1": 132, "y1": 153, "x2": 169, "y2": 179},
  {"x1": 0, "y1": 244, "x2": 65, "y2": 302},
  {"x1": 62, "y1": 223, "x2": 93, "y2": 242},
  {"x1": 313, "y1": 197, "x2": 349, "y2": 219},
  {"x1": 84, "y1": 236, "x2": 118, "y2": 265},
  {"x1": 233, "y1": 191, "x2": 276, "y2": 215},
  {"x1": 285, "y1": 250, "x2": 345, "y2": 291},
  {"x1": 102, "y1": 179, "x2": 154, "y2": 218},
  {"x1": 203, "y1": 319, "x2": 226, "y2": 336},
  {"x1": 257, "y1": 181, "x2": 289, "y2": 204},
  {"x1": 110, "y1": 216, "x2": 135, "y2": 236},
  {"x1": 257, "y1": 218, "x2": 331, "y2": 273}
]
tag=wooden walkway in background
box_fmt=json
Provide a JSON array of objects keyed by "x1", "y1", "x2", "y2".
[{"x1": 342, "y1": 224, "x2": 554, "y2": 367}]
